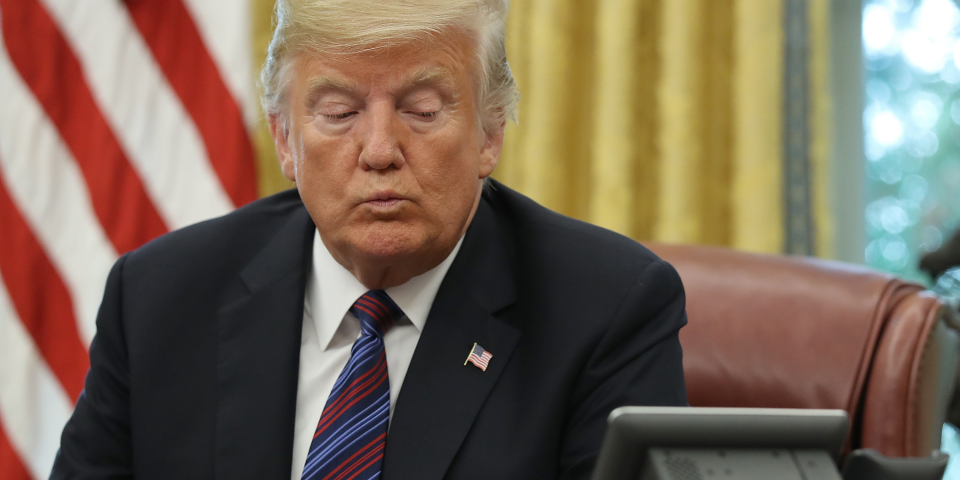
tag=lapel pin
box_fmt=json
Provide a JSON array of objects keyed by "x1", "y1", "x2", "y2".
[{"x1": 464, "y1": 342, "x2": 493, "y2": 371}]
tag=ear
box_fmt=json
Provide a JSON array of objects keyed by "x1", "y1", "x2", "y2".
[
  {"x1": 268, "y1": 114, "x2": 297, "y2": 182},
  {"x1": 478, "y1": 121, "x2": 505, "y2": 179}
]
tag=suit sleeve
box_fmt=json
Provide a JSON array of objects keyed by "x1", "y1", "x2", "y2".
[
  {"x1": 50, "y1": 255, "x2": 134, "y2": 479},
  {"x1": 560, "y1": 259, "x2": 688, "y2": 480}
]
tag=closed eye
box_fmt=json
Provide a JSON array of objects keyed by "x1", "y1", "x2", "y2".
[{"x1": 324, "y1": 112, "x2": 357, "y2": 120}]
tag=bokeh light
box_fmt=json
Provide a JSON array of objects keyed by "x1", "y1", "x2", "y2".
[{"x1": 863, "y1": 0, "x2": 960, "y2": 283}]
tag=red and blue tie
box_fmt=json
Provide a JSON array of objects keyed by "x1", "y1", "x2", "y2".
[{"x1": 301, "y1": 290, "x2": 402, "y2": 480}]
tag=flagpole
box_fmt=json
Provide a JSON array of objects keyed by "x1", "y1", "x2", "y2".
[{"x1": 464, "y1": 342, "x2": 477, "y2": 365}]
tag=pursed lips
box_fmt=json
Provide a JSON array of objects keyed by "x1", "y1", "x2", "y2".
[{"x1": 361, "y1": 190, "x2": 407, "y2": 209}]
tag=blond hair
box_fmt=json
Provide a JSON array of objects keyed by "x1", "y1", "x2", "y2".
[{"x1": 260, "y1": 0, "x2": 519, "y2": 133}]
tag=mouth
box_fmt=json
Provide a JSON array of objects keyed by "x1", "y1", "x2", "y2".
[{"x1": 362, "y1": 190, "x2": 407, "y2": 209}]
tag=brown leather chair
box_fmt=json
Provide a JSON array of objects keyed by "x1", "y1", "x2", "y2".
[{"x1": 648, "y1": 243, "x2": 960, "y2": 458}]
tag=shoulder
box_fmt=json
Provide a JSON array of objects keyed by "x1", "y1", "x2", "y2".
[
  {"x1": 483, "y1": 180, "x2": 669, "y2": 282},
  {"x1": 122, "y1": 188, "x2": 306, "y2": 279}
]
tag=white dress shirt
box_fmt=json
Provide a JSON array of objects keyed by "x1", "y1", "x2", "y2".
[{"x1": 290, "y1": 230, "x2": 464, "y2": 479}]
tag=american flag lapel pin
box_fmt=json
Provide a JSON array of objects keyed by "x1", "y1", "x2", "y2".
[{"x1": 464, "y1": 342, "x2": 493, "y2": 371}]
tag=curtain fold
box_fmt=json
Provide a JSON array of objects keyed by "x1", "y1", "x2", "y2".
[
  {"x1": 730, "y1": 0, "x2": 784, "y2": 253},
  {"x1": 500, "y1": 0, "x2": 794, "y2": 253},
  {"x1": 809, "y1": 0, "x2": 835, "y2": 259}
]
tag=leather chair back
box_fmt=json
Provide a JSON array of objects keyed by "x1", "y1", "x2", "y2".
[{"x1": 648, "y1": 243, "x2": 960, "y2": 457}]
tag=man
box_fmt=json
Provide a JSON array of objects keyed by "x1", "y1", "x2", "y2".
[{"x1": 52, "y1": 0, "x2": 687, "y2": 478}]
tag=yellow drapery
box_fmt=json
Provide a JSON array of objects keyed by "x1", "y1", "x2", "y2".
[
  {"x1": 251, "y1": 0, "x2": 295, "y2": 196},
  {"x1": 251, "y1": 0, "x2": 832, "y2": 256}
]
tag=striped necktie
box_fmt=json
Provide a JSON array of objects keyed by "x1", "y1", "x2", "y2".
[{"x1": 300, "y1": 290, "x2": 403, "y2": 480}]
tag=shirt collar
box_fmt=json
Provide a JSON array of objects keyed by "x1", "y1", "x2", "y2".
[{"x1": 306, "y1": 229, "x2": 464, "y2": 351}]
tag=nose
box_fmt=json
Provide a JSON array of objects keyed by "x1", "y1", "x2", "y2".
[{"x1": 358, "y1": 102, "x2": 404, "y2": 170}]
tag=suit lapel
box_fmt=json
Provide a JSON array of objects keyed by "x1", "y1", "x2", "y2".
[
  {"x1": 383, "y1": 193, "x2": 520, "y2": 480},
  {"x1": 215, "y1": 207, "x2": 315, "y2": 480}
]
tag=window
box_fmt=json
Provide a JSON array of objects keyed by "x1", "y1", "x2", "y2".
[{"x1": 863, "y1": 0, "x2": 960, "y2": 283}]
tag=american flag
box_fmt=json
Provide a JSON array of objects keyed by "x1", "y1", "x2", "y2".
[
  {"x1": 465, "y1": 343, "x2": 493, "y2": 371},
  {"x1": 0, "y1": 0, "x2": 262, "y2": 478}
]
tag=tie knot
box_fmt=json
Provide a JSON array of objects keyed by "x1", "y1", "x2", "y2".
[{"x1": 349, "y1": 290, "x2": 402, "y2": 337}]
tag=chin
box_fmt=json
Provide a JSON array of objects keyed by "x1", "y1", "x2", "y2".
[{"x1": 348, "y1": 225, "x2": 433, "y2": 261}]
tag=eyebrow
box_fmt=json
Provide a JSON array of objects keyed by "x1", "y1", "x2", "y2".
[
  {"x1": 404, "y1": 67, "x2": 454, "y2": 90},
  {"x1": 306, "y1": 67, "x2": 452, "y2": 95},
  {"x1": 303, "y1": 76, "x2": 360, "y2": 110},
  {"x1": 306, "y1": 76, "x2": 358, "y2": 94},
  {"x1": 400, "y1": 67, "x2": 461, "y2": 106},
  {"x1": 302, "y1": 67, "x2": 457, "y2": 110}
]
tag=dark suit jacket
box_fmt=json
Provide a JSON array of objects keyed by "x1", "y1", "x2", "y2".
[{"x1": 52, "y1": 180, "x2": 687, "y2": 480}]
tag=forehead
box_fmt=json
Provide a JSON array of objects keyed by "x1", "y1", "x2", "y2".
[{"x1": 290, "y1": 31, "x2": 477, "y2": 92}]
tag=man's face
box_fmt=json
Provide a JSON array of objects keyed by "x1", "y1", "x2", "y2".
[{"x1": 271, "y1": 32, "x2": 502, "y2": 286}]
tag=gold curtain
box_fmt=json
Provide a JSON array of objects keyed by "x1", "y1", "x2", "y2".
[
  {"x1": 252, "y1": 0, "x2": 295, "y2": 196},
  {"x1": 809, "y1": 0, "x2": 834, "y2": 259},
  {"x1": 251, "y1": 0, "x2": 833, "y2": 256}
]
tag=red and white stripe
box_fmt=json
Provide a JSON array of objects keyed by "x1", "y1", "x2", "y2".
[
  {"x1": 468, "y1": 351, "x2": 492, "y2": 371},
  {"x1": 0, "y1": 0, "x2": 260, "y2": 477}
]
